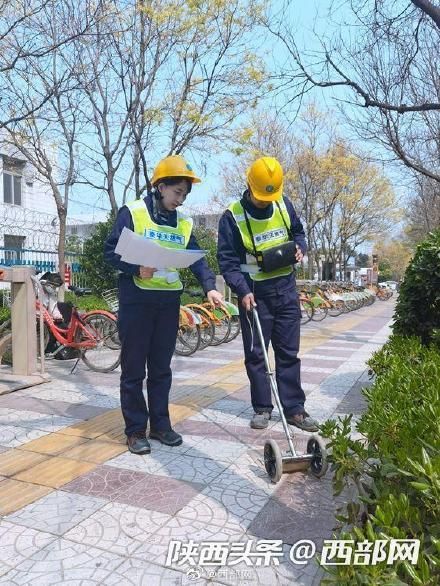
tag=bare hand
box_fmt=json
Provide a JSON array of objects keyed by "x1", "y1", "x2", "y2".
[
  {"x1": 241, "y1": 293, "x2": 257, "y2": 311},
  {"x1": 207, "y1": 290, "x2": 224, "y2": 308},
  {"x1": 295, "y1": 245, "x2": 304, "y2": 263},
  {"x1": 139, "y1": 266, "x2": 157, "y2": 279}
]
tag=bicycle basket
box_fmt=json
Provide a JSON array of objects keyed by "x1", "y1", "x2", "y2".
[{"x1": 102, "y1": 289, "x2": 119, "y2": 313}]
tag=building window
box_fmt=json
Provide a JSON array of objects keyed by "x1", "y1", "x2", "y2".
[
  {"x1": 4, "y1": 234, "x2": 26, "y2": 262},
  {"x1": 3, "y1": 172, "x2": 22, "y2": 205}
]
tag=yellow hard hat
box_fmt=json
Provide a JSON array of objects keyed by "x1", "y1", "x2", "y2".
[
  {"x1": 151, "y1": 155, "x2": 201, "y2": 186},
  {"x1": 246, "y1": 156, "x2": 283, "y2": 202}
]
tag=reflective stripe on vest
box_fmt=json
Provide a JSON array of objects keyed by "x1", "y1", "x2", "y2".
[
  {"x1": 228, "y1": 199, "x2": 293, "y2": 281},
  {"x1": 126, "y1": 199, "x2": 193, "y2": 291}
]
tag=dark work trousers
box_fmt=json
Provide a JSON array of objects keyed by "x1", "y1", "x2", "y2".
[
  {"x1": 117, "y1": 300, "x2": 180, "y2": 436},
  {"x1": 238, "y1": 286, "x2": 306, "y2": 417}
]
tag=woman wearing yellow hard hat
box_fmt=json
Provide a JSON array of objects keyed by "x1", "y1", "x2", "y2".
[
  {"x1": 105, "y1": 155, "x2": 223, "y2": 455},
  {"x1": 217, "y1": 156, "x2": 319, "y2": 432}
]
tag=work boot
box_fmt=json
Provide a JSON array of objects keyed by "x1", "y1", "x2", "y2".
[
  {"x1": 286, "y1": 412, "x2": 319, "y2": 432},
  {"x1": 149, "y1": 429, "x2": 183, "y2": 446},
  {"x1": 250, "y1": 412, "x2": 271, "y2": 429},
  {"x1": 127, "y1": 431, "x2": 151, "y2": 455}
]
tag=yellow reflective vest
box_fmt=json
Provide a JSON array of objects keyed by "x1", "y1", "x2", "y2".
[
  {"x1": 228, "y1": 198, "x2": 294, "y2": 281},
  {"x1": 126, "y1": 198, "x2": 193, "y2": 291}
]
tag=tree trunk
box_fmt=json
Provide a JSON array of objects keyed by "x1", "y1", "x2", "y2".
[{"x1": 57, "y1": 207, "x2": 67, "y2": 302}]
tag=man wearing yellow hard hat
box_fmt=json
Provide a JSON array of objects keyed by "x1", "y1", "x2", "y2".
[
  {"x1": 217, "y1": 156, "x2": 318, "y2": 432},
  {"x1": 105, "y1": 155, "x2": 223, "y2": 455}
]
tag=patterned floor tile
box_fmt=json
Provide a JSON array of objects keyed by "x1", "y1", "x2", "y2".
[
  {"x1": 63, "y1": 440, "x2": 127, "y2": 463},
  {"x1": 178, "y1": 484, "x2": 270, "y2": 530},
  {"x1": 247, "y1": 474, "x2": 336, "y2": 546},
  {"x1": 211, "y1": 458, "x2": 279, "y2": 496},
  {"x1": 188, "y1": 409, "x2": 239, "y2": 425},
  {"x1": 182, "y1": 437, "x2": 249, "y2": 463},
  {"x1": 0, "y1": 479, "x2": 52, "y2": 516},
  {"x1": 175, "y1": 419, "x2": 235, "y2": 441},
  {"x1": 102, "y1": 557, "x2": 208, "y2": 586},
  {"x1": 203, "y1": 542, "x2": 322, "y2": 586},
  {"x1": 0, "y1": 537, "x2": 125, "y2": 584},
  {"x1": 62, "y1": 464, "x2": 147, "y2": 500},
  {"x1": 0, "y1": 521, "x2": 56, "y2": 578},
  {"x1": 148, "y1": 433, "x2": 205, "y2": 456},
  {"x1": 105, "y1": 450, "x2": 179, "y2": 475},
  {"x1": 17, "y1": 433, "x2": 90, "y2": 456},
  {"x1": 64, "y1": 502, "x2": 171, "y2": 557},
  {"x1": 115, "y1": 474, "x2": 204, "y2": 515},
  {"x1": 13, "y1": 456, "x2": 96, "y2": 488},
  {"x1": 151, "y1": 455, "x2": 228, "y2": 485},
  {"x1": 134, "y1": 516, "x2": 245, "y2": 567},
  {"x1": 0, "y1": 426, "x2": 49, "y2": 449},
  {"x1": 25, "y1": 387, "x2": 120, "y2": 409},
  {"x1": 6, "y1": 491, "x2": 107, "y2": 536},
  {"x1": 57, "y1": 409, "x2": 124, "y2": 439},
  {"x1": 0, "y1": 394, "x2": 109, "y2": 420},
  {"x1": 0, "y1": 409, "x2": 80, "y2": 433},
  {"x1": 208, "y1": 399, "x2": 250, "y2": 415},
  {"x1": 0, "y1": 450, "x2": 49, "y2": 477}
]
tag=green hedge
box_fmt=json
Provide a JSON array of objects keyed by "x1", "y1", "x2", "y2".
[
  {"x1": 393, "y1": 229, "x2": 440, "y2": 348},
  {"x1": 64, "y1": 292, "x2": 110, "y2": 312},
  {"x1": 0, "y1": 307, "x2": 10, "y2": 324},
  {"x1": 320, "y1": 335, "x2": 440, "y2": 585}
]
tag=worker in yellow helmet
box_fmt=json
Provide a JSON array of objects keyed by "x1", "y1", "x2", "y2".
[
  {"x1": 105, "y1": 155, "x2": 223, "y2": 455},
  {"x1": 217, "y1": 156, "x2": 318, "y2": 432}
]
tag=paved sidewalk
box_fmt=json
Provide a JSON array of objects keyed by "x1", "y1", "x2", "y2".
[{"x1": 0, "y1": 300, "x2": 394, "y2": 585}]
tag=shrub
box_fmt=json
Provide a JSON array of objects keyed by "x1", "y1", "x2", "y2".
[
  {"x1": 393, "y1": 229, "x2": 440, "y2": 347},
  {"x1": 81, "y1": 215, "x2": 118, "y2": 295},
  {"x1": 320, "y1": 335, "x2": 440, "y2": 585},
  {"x1": 64, "y1": 292, "x2": 111, "y2": 312},
  {"x1": 180, "y1": 226, "x2": 219, "y2": 289},
  {"x1": 0, "y1": 307, "x2": 10, "y2": 324}
]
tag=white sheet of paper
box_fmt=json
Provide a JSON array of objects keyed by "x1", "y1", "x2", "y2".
[{"x1": 115, "y1": 226, "x2": 207, "y2": 268}]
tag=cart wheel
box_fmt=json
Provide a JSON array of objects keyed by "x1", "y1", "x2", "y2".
[
  {"x1": 307, "y1": 436, "x2": 328, "y2": 478},
  {"x1": 264, "y1": 439, "x2": 283, "y2": 483}
]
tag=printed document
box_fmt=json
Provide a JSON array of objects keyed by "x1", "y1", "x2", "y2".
[{"x1": 115, "y1": 227, "x2": 207, "y2": 268}]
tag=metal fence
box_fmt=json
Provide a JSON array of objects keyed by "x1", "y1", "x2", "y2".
[{"x1": 0, "y1": 247, "x2": 88, "y2": 288}]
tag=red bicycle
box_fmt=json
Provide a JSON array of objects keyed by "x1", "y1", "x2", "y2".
[{"x1": 33, "y1": 274, "x2": 120, "y2": 373}]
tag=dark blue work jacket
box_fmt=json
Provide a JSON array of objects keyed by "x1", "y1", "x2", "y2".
[
  {"x1": 104, "y1": 194, "x2": 216, "y2": 304},
  {"x1": 217, "y1": 193, "x2": 307, "y2": 299}
]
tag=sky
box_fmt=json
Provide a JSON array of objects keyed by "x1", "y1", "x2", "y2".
[
  {"x1": 67, "y1": 0, "x2": 337, "y2": 220},
  {"x1": 67, "y1": 0, "x2": 409, "y2": 247}
]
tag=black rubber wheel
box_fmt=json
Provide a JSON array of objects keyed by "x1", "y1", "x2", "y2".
[
  {"x1": 264, "y1": 439, "x2": 283, "y2": 483},
  {"x1": 307, "y1": 436, "x2": 328, "y2": 478}
]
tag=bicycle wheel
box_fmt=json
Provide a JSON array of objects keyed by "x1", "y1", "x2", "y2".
[
  {"x1": 300, "y1": 300, "x2": 313, "y2": 325},
  {"x1": 225, "y1": 314, "x2": 241, "y2": 342},
  {"x1": 207, "y1": 305, "x2": 231, "y2": 346},
  {"x1": 328, "y1": 300, "x2": 344, "y2": 317},
  {"x1": 311, "y1": 305, "x2": 328, "y2": 321},
  {"x1": 175, "y1": 308, "x2": 201, "y2": 356},
  {"x1": 79, "y1": 313, "x2": 121, "y2": 372},
  {"x1": 185, "y1": 305, "x2": 214, "y2": 349}
]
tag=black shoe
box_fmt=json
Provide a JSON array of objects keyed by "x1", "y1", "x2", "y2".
[
  {"x1": 149, "y1": 429, "x2": 183, "y2": 446},
  {"x1": 286, "y1": 411, "x2": 319, "y2": 432},
  {"x1": 127, "y1": 431, "x2": 151, "y2": 455}
]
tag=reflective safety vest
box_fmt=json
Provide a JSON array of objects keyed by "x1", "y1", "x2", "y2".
[
  {"x1": 126, "y1": 199, "x2": 193, "y2": 290},
  {"x1": 228, "y1": 198, "x2": 293, "y2": 281}
]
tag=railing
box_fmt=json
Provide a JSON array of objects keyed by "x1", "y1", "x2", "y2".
[{"x1": 0, "y1": 247, "x2": 88, "y2": 288}]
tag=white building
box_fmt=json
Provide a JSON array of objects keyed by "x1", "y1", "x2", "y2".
[{"x1": 0, "y1": 138, "x2": 59, "y2": 270}]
